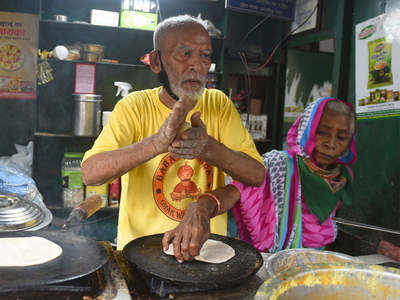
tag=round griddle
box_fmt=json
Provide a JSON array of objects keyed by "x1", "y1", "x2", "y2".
[
  {"x1": 0, "y1": 229, "x2": 108, "y2": 292},
  {"x1": 123, "y1": 233, "x2": 263, "y2": 289}
]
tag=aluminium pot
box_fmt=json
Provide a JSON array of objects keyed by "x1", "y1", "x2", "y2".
[{"x1": 73, "y1": 94, "x2": 102, "y2": 136}]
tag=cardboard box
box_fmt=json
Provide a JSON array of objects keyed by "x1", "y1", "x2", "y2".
[{"x1": 90, "y1": 9, "x2": 119, "y2": 27}]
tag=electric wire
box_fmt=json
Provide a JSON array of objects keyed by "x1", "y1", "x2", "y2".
[
  {"x1": 240, "y1": 3, "x2": 319, "y2": 72},
  {"x1": 236, "y1": 3, "x2": 319, "y2": 120}
]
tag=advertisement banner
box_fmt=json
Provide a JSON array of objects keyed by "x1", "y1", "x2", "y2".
[
  {"x1": 355, "y1": 13, "x2": 400, "y2": 119},
  {"x1": 0, "y1": 12, "x2": 38, "y2": 99}
]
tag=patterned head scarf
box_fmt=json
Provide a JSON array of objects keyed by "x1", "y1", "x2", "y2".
[{"x1": 286, "y1": 97, "x2": 357, "y2": 166}]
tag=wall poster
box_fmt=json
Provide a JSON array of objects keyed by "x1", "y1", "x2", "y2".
[
  {"x1": 355, "y1": 12, "x2": 400, "y2": 119},
  {"x1": 0, "y1": 12, "x2": 38, "y2": 99}
]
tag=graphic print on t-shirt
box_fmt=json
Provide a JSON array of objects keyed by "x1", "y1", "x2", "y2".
[{"x1": 153, "y1": 154, "x2": 213, "y2": 221}]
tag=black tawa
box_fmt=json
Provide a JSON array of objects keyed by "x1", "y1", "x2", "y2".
[
  {"x1": 123, "y1": 233, "x2": 263, "y2": 290},
  {"x1": 0, "y1": 229, "x2": 108, "y2": 293}
]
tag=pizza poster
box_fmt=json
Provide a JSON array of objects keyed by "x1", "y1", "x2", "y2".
[
  {"x1": 355, "y1": 13, "x2": 400, "y2": 119},
  {"x1": 0, "y1": 12, "x2": 38, "y2": 99}
]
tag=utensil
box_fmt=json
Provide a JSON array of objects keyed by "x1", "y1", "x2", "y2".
[
  {"x1": 256, "y1": 262, "x2": 400, "y2": 299},
  {"x1": 82, "y1": 44, "x2": 104, "y2": 62},
  {"x1": 83, "y1": 52, "x2": 102, "y2": 62},
  {"x1": 62, "y1": 194, "x2": 103, "y2": 230},
  {"x1": 123, "y1": 233, "x2": 263, "y2": 290},
  {"x1": 83, "y1": 44, "x2": 104, "y2": 54},
  {"x1": 0, "y1": 229, "x2": 108, "y2": 292},
  {"x1": 265, "y1": 248, "x2": 359, "y2": 277},
  {"x1": 333, "y1": 217, "x2": 400, "y2": 236},
  {"x1": 0, "y1": 194, "x2": 44, "y2": 232},
  {"x1": 73, "y1": 94, "x2": 103, "y2": 136}
]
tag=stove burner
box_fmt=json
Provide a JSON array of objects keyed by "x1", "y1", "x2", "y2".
[
  {"x1": 146, "y1": 277, "x2": 213, "y2": 297},
  {"x1": 0, "y1": 267, "x2": 105, "y2": 299}
]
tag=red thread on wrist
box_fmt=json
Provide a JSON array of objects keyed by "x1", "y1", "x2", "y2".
[{"x1": 200, "y1": 192, "x2": 221, "y2": 218}]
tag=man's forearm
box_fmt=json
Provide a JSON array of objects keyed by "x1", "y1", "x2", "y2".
[
  {"x1": 82, "y1": 135, "x2": 160, "y2": 186},
  {"x1": 199, "y1": 137, "x2": 265, "y2": 186}
]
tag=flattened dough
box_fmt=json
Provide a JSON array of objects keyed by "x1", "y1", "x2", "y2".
[
  {"x1": 164, "y1": 239, "x2": 235, "y2": 264},
  {"x1": 0, "y1": 236, "x2": 62, "y2": 267}
]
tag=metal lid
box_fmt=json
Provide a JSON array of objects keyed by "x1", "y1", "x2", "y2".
[
  {"x1": 0, "y1": 194, "x2": 44, "y2": 232},
  {"x1": 73, "y1": 94, "x2": 102, "y2": 102}
]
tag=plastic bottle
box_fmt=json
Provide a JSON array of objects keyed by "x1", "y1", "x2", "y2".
[
  {"x1": 61, "y1": 152, "x2": 84, "y2": 207},
  {"x1": 114, "y1": 81, "x2": 133, "y2": 99},
  {"x1": 108, "y1": 178, "x2": 120, "y2": 207}
]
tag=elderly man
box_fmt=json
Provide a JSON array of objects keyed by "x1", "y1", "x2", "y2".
[{"x1": 81, "y1": 15, "x2": 265, "y2": 251}]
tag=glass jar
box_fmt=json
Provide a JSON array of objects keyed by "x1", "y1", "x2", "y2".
[{"x1": 61, "y1": 152, "x2": 84, "y2": 207}]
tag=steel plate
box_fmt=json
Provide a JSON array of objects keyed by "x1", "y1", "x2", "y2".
[{"x1": 0, "y1": 230, "x2": 108, "y2": 292}]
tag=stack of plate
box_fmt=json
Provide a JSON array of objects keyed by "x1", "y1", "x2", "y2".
[{"x1": 0, "y1": 194, "x2": 44, "y2": 232}]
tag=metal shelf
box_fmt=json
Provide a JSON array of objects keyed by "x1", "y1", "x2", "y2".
[{"x1": 48, "y1": 59, "x2": 148, "y2": 69}]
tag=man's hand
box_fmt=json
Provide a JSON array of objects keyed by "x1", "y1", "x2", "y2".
[
  {"x1": 168, "y1": 112, "x2": 210, "y2": 159},
  {"x1": 162, "y1": 202, "x2": 211, "y2": 262},
  {"x1": 152, "y1": 97, "x2": 192, "y2": 154}
]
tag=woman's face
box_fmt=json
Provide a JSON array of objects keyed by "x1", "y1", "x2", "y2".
[{"x1": 313, "y1": 109, "x2": 352, "y2": 169}]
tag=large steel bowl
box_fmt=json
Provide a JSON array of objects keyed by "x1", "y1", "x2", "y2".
[{"x1": 265, "y1": 248, "x2": 360, "y2": 277}]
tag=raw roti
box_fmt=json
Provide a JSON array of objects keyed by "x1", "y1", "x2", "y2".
[
  {"x1": 0, "y1": 236, "x2": 62, "y2": 267},
  {"x1": 164, "y1": 239, "x2": 235, "y2": 264}
]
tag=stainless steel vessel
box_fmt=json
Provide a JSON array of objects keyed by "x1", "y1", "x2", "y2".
[
  {"x1": 0, "y1": 194, "x2": 44, "y2": 232},
  {"x1": 73, "y1": 94, "x2": 102, "y2": 136}
]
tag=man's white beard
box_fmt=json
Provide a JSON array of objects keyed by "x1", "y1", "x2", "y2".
[
  {"x1": 168, "y1": 71, "x2": 206, "y2": 101},
  {"x1": 172, "y1": 84, "x2": 205, "y2": 101}
]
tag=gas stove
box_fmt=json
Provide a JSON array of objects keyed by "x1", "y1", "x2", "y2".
[
  {"x1": 0, "y1": 267, "x2": 105, "y2": 300},
  {"x1": 145, "y1": 275, "x2": 214, "y2": 298}
]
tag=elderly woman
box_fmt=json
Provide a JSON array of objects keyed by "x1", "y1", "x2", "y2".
[
  {"x1": 231, "y1": 97, "x2": 356, "y2": 252},
  {"x1": 163, "y1": 97, "x2": 356, "y2": 260}
]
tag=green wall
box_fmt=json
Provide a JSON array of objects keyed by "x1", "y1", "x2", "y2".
[{"x1": 339, "y1": 0, "x2": 400, "y2": 229}]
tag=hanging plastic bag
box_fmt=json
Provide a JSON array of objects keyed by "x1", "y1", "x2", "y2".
[{"x1": 0, "y1": 141, "x2": 33, "y2": 177}]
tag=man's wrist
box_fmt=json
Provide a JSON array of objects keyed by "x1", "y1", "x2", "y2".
[
  {"x1": 149, "y1": 133, "x2": 163, "y2": 156},
  {"x1": 198, "y1": 134, "x2": 214, "y2": 161},
  {"x1": 197, "y1": 193, "x2": 218, "y2": 218}
]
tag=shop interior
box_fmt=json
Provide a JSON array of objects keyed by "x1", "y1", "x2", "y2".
[{"x1": 0, "y1": 0, "x2": 399, "y2": 298}]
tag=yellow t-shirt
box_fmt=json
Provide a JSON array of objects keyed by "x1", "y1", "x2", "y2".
[{"x1": 83, "y1": 87, "x2": 262, "y2": 249}]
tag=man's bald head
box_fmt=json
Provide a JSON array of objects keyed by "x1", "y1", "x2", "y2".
[{"x1": 153, "y1": 15, "x2": 209, "y2": 51}]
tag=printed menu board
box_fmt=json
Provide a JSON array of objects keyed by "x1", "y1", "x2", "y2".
[
  {"x1": 0, "y1": 12, "x2": 38, "y2": 99},
  {"x1": 355, "y1": 13, "x2": 400, "y2": 119}
]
